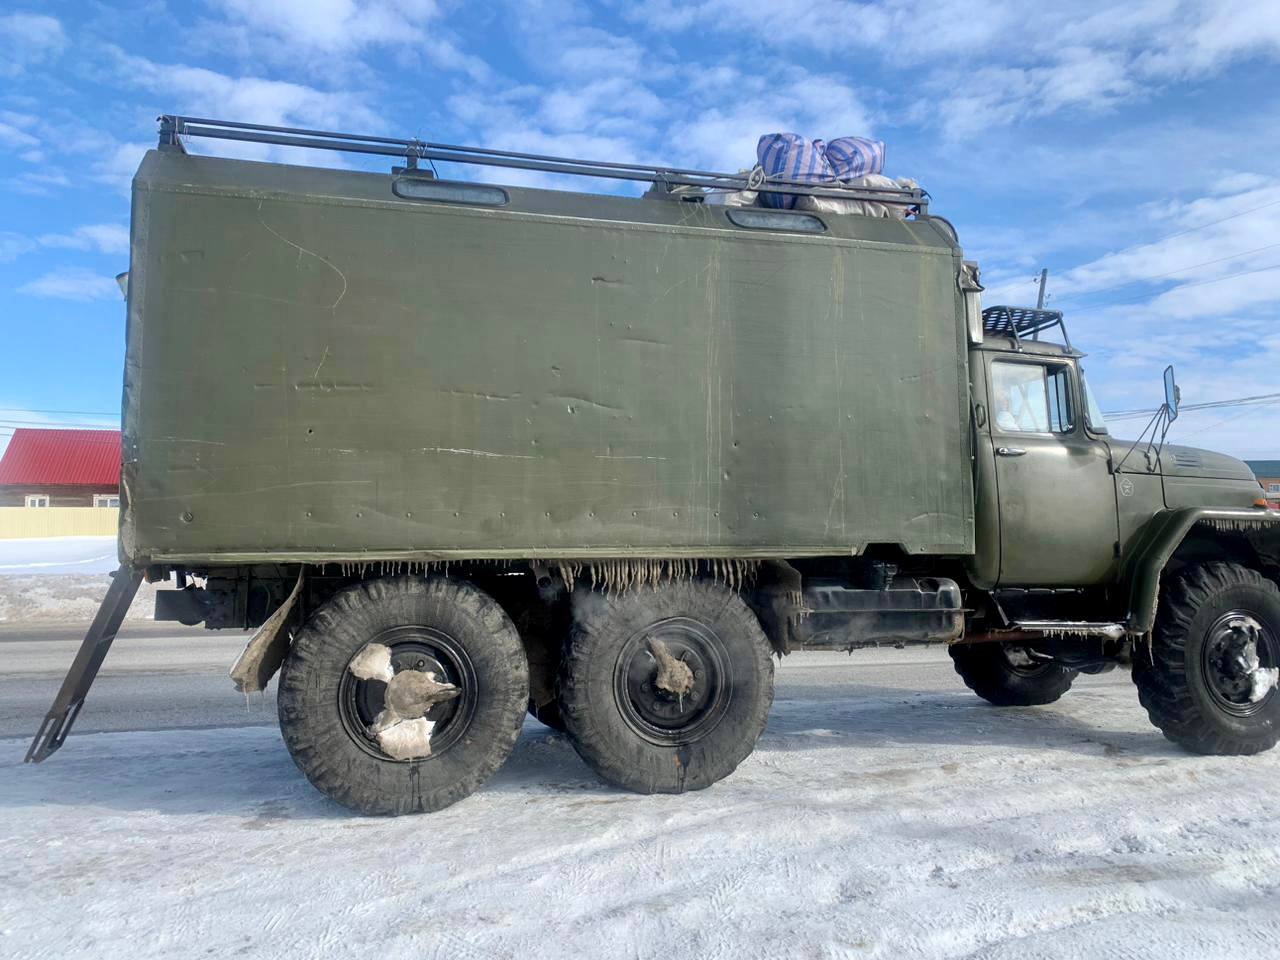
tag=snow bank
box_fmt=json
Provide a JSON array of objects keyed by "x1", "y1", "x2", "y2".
[
  {"x1": 0, "y1": 574, "x2": 158, "y2": 623},
  {"x1": 0, "y1": 537, "x2": 162, "y2": 623},
  {"x1": 3, "y1": 672, "x2": 1279, "y2": 958},
  {"x1": 0, "y1": 536, "x2": 118, "y2": 575}
]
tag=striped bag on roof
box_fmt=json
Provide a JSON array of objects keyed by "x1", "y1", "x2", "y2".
[
  {"x1": 756, "y1": 133, "x2": 833, "y2": 209},
  {"x1": 755, "y1": 133, "x2": 887, "y2": 209},
  {"x1": 825, "y1": 136, "x2": 886, "y2": 180}
]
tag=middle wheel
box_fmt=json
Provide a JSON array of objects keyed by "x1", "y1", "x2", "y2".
[{"x1": 559, "y1": 578, "x2": 774, "y2": 794}]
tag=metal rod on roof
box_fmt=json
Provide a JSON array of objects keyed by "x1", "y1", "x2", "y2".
[
  {"x1": 163, "y1": 117, "x2": 929, "y2": 209},
  {"x1": 170, "y1": 116, "x2": 916, "y2": 193}
]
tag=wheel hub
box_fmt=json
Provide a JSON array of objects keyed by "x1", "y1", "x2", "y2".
[
  {"x1": 613, "y1": 617, "x2": 732, "y2": 745},
  {"x1": 1203, "y1": 612, "x2": 1275, "y2": 714},
  {"x1": 339, "y1": 625, "x2": 477, "y2": 761}
]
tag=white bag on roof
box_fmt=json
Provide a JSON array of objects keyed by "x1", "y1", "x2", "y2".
[
  {"x1": 795, "y1": 175, "x2": 916, "y2": 219},
  {"x1": 706, "y1": 169, "x2": 762, "y2": 207}
]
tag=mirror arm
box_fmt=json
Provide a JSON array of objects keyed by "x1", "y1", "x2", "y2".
[{"x1": 1113, "y1": 407, "x2": 1164, "y2": 475}]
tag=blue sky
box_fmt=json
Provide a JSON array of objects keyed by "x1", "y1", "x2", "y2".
[{"x1": 2, "y1": 0, "x2": 1278, "y2": 459}]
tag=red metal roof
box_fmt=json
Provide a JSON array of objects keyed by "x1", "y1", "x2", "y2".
[{"x1": 0, "y1": 428, "x2": 121, "y2": 486}]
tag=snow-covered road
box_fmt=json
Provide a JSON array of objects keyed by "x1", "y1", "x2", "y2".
[{"x1": 3, "y1": 650, "x2": 1279, "y2": 959}]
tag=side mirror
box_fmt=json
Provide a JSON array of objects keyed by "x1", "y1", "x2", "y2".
[{"x1": 1163, "y1": 365, "x2": 1180, "y2": 421}]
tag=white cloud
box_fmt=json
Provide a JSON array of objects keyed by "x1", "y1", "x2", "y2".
[
  {"x1": 626, "y1": 0, "x2": 1280, "y2": 140},
  {"x1": 449, "y1": 4, "x2": 879, "y2": 182},
  {"x1": 1053, "y1": 182, "x2": 1280, "y2": 304},
  {"x1": 0, "y1": 232, "x2": 33, "y2": 262},
  {"x1": 38, "y1": 224, "x2": 130, "y2": 255},
  {"x1": 91, "y1": 142, "x2": 150, "y2": 194},
  {"x1": 108, "y1": 50, "x2": 381, "y2": 130},
  {"x1": 87, "y1": 49, "x2": 386, "y2": 183},
  {"x1": 0, "y1": 120, "x2": 38, "y2": 148},
  {"x1": 204, "y1": 0, "x2": 488, "y2": 78},
  {"x1": 17, "y1": 268, "x2": 122, "y2": 302},
  {"x1": 0, "y1": 13, "x2": 66, "y2": 75},
  {"x1": 10, "y1": 169, "x2": 70, "y2": 197},
  {"x1": 212, "y1": 0, "x2": 439, "y2": 52}
]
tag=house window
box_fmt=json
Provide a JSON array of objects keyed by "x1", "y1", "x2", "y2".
[
  {"x1": 1269, "y1": 482, "x2": 1280, "y2": 494},
  {"x1": 25, "y1": 495, "x2": 50, "y2": 508},
  {"x1": 94, "y1": 494, "x2": 121, "y2": 508}
]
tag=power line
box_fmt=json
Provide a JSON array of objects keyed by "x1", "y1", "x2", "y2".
[
  {"x1": 1053, "y1": 195, "x2": 1280, "y2": 281},
  {"x1": 1179, "y1": 401, "x2": 1271, "y2": 439},
  {"x1": 1069, "y1": 261, "x2": 1280, "y2": 317},
  {"x1": 1105, "y1": 392, "x2": 1280, "y2": 421},
  {"x1": 0, "y1": 406, "x2": 118, "y2": 417},
  {"x1": 0, "y1": 419, "x2": 119, "y2": 428},
  {"x1": 1052, "y1": 240, "x2": 1280, "y2": 307}
]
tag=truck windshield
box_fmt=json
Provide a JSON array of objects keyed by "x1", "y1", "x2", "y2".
[{"x1": 1081, "y1": 370, "x2": 1109, "y2": 434}]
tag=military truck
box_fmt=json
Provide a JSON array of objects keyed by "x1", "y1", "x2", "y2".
[{"x1": 27, "y1": 117, "x2": 1280, "y2": 815}]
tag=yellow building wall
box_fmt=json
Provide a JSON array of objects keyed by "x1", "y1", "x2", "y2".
[{"x1": 0, "y1": 507, "x2": 119, "y2": 539}]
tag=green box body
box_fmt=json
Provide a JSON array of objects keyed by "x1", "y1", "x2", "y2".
[{"x1": 121, "y1": 150, "x2": 974, "y2": 565}]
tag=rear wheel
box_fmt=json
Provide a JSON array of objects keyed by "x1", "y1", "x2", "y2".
[
  {"x1": 1134, "y1": 562, "x2": 1280, "y2": 755},
  {"x1": 277, "y1": 576, "x2": 528, "y2": 815},
  {"x1": 559, "y1": 579, "x2": 774, "y2": 794},
  {"x1": 949, "y1": 642, "x2": 1078, "y2": 706}
]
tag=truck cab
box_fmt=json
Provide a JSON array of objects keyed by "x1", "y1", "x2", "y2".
[{"x1": 966, "y1": 308, "x2": 1262, "y2": 598}]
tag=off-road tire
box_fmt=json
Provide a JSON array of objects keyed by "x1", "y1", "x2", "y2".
[
  {"x1": 277, "y1": 576, "x2": 528, "y2": 815},
  {"x1": 949, "y1": 643, "x2": 1078, "y2": 706},
  {"x1": 1133, "y1": 562, "x2": 1280, "y2": 755},
  {"x1": 559, "y1": 579, "x2": 774, "y2": 794}
]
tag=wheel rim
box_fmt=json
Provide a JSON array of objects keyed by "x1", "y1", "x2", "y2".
[
  {"x1": 612, "y1": 617, "x2": 732, "y2": 745},
  {"x1": 338, "y1": 625, "x2": 478, "y2": 761},
  {"x1": 1002, "y1": 645, "x2": 1053, "y2": 678},
  {"x1": 1200, "y1": 611, "x2": 1278, "y2": 717}
]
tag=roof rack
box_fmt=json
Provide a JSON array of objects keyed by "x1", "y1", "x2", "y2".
[
  {"x1": 156, "y1": 115, "x2": 929, "y2": 212},
  {"x1": 981, "y1": 305, "x2": 1073, "y2": 351}
]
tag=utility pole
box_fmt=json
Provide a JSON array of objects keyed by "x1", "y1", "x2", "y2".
[{"x1": 1035, "y1": 268, "x2": 1048, "y2": 309}]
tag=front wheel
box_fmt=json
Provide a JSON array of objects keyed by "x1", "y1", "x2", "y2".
[
  {"x1": 949, "y1": 642, "x2": 1078, "y2": 706},
  {"x1": 1134, "y1": 562, "x2": 1280, "y2": 755},
  {"x1": 559, "y1": 579, "x2": 774, "y2": 794}
]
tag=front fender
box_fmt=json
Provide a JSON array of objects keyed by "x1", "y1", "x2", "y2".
[{"x1": 1122, "y1": 507, "x2": 1280, "y2": 633}]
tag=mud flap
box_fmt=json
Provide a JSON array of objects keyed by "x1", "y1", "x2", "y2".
[
  {"x1": 229, "y1": 570, "x2": 304, "y2": 694},
  {"x1": 25, "y1": 567, "x2": 144, "y2": 763}
]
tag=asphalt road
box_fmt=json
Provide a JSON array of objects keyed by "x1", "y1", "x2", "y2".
[{"x1": 0, "y1": 623, "x2": 1134, "y2": 740}]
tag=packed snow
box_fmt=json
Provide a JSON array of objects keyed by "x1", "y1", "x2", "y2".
[{"x1": 4, "y1": 650, "x2": 1279, "y2": 959}]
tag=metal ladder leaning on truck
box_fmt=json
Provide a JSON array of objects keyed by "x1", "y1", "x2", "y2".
[{"x1": 26, "y1": 116, "x2": 1280, "y2": 815}]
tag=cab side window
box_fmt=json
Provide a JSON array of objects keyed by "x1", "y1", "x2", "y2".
[{"x1": 990, "y1": 361, "x2": 1074, "y2": 434}]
